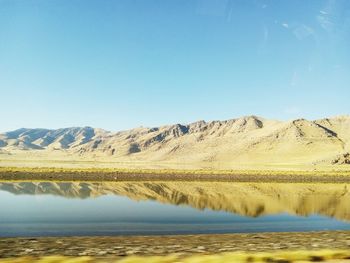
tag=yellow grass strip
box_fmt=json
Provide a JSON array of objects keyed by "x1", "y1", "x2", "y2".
[
  {"x1": 1, "y1": 250, "x2": 350, "y2": 263},
  {"x1": 1, "y1": 166, "x2": 350, "y2": 176}
]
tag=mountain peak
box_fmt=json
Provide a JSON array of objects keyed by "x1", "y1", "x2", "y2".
[{"x1": 1, "y1": 115, "x2": 349, "y2": 168}]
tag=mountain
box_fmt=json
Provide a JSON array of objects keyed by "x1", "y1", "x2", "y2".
[
  {"x1": 1, "y1": 181, "x2": 349, "y2": 221},
  {"x1": 1, "y1": 115, "x2": 350, "y2": 169}
]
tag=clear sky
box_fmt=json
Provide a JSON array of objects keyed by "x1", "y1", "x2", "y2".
[{"x1": 0, "y1": 0, "x2": 349, "y2": 132}]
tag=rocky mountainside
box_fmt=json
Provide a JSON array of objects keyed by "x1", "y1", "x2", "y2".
[{"x1": 0, "y1": 115, "x2": 349, "y2": 167}]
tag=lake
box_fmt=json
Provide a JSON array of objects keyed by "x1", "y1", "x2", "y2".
[{"x1": 1, "y1": 181, "x2": 350, "y2": 237}]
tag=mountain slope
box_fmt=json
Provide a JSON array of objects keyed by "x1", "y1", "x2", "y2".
[
  {"x1": 0, "y1": 127, "x2": 108, "y2": 150},
  {"x1": 0, "y1": 115, "x2": 349, "y2": 168}
]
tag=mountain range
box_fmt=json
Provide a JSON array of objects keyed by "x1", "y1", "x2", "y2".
[{"x1": 1, "y1": 115, "x2": 350, "y2": 169}]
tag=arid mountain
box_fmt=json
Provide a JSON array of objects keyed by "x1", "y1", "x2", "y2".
[
  {"x1": 1, "y1": 181, "x2": 349, "y2": 221},
  {"x1": 1, "y1": 115, "x2": 350, "y2": 168},
  {"x1": 0, "y1": 127, "x2": 108, "y2": 150}
]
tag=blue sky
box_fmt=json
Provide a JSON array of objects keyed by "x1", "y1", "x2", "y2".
[{"x1": 0, "y1": 0, "x2": 349, "y2": 132}]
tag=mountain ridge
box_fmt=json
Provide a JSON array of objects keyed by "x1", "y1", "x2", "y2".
[{"x1": 1, "y1": 115, "x2": 350, "y2": 168}]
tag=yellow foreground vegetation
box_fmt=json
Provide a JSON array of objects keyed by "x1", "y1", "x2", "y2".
[{"x1": 1, "y1": 250, "x2": 350, "y2": 263}]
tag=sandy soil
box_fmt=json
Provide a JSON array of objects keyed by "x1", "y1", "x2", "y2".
[{"x1": 1, "y1": 231, "x2": 350, "y2": 258}]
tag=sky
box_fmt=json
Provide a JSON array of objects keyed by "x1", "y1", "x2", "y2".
[{"x1": 0, "y1": 0, "x2": 349, "y2": 132}]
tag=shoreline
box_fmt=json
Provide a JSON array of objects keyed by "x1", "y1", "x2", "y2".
[
  {"x1": 1, "y1": 231, "x2": 350, "y2": 258},
  {"x1": 1, "y1": 167, "x2": 350, "y2": 182}
]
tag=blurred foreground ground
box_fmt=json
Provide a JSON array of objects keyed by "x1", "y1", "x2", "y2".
[
  {"x1": 0, "y1": 250, "x2": 350, "y2": 262},
  {"x1": 1, "y1": 231, "x2": 350, "y2": 262}
]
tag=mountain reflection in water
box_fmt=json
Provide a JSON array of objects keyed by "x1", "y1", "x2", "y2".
[{"x1": 1, "y1": 181, "x2": 349, "y2": 221}]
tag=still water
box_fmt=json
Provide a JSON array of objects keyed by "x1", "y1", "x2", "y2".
[{"x1": 1, "y1": 181, "x2": 350, "y2": 237}]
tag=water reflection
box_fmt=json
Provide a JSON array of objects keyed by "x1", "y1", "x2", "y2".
[{"x1": 1, "y1": 181, "x2": 349, "y2": 221}]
